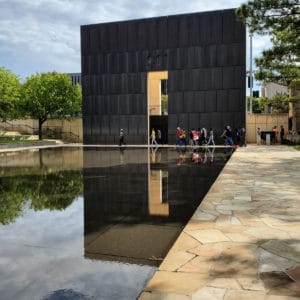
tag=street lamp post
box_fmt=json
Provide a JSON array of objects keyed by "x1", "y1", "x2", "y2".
[{"x1": 249, "y1": 32, "x2": 253, "y2": 114}]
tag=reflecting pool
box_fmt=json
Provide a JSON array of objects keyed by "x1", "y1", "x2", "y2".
[{"x1": 0, "y1": 146, "x2": 230, "y2": 300}]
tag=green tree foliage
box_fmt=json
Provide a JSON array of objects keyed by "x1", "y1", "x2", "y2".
[
  {"x1": 21, "y1": 72, "x2": 82, "y2": 139},
  {"x1": 0, "y1": 170, "x2": 83, "y2": 225},
  {"x1": 0, "y1": 67, "x2": 21, "y2": 121},
  {"x1": 236, "y1": 0, "x2": 300, "y2": 85}
]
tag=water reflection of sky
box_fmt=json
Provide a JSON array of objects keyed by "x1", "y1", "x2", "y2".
[{"x1": 0, "y1": 196, "x2": 155, "y2": 300}]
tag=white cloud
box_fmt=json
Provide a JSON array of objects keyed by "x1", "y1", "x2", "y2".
[{"x1": 0, "y1": 0, "x2": 270, "y2": 80}]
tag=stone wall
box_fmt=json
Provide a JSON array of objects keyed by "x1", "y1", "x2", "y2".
[
  {"x1": 246, "y1": 113, "x2": 288, "y2": 143},
  {"x1": 0, "y1": 118, "x2": 83, "y2": 142}
]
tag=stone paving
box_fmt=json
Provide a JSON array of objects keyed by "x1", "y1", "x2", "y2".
[{"x1": 139, "y1": 145, "x2": 300, "y2": 300}]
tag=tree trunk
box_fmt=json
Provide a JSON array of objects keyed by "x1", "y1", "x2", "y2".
[{"x1": 38, "y1": 118, "x2": 44, "y2": 140}]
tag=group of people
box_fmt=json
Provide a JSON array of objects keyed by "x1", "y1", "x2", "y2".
[
  {"x1": 119, "y1": 125, "x2": 248, "y2": 147},
  {"x1": 256, "y1": 125, "x2": 285, "y2": 145},
  {"x1": 177, "y1": 127, "x2": 215, "y2": 146},
  {"x1": 176, "y1": 125, "x2": 246, "y2": 147}
]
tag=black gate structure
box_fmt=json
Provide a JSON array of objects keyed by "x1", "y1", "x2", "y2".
[{"x1": 81, "y1": 9, "x2": 246, "y2": 145}]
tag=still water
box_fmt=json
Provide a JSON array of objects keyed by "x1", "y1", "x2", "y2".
[{"x1": 0, "y1": 146, "x2": 231, "y2": 300}]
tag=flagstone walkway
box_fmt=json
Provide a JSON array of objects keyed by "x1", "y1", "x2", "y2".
[{"x1": 139, "y1": 145, "x2": 300, "y2": 300}]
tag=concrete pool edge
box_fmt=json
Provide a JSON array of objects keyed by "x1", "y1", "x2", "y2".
[{"x1": 139, "y1": 145, "x2": 300, "y2": 299}]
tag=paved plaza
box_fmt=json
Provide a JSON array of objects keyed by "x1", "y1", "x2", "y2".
[{"x1": 139, "y1": 145, "x2": 300, "y2": 299}]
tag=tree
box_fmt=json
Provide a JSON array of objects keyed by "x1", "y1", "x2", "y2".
[
  {"x1": 0, "y1": 66, "x2": 21, "y2": 121},
  {"x1": 0, "y1": 170, "x2": 83, "y2": 225},
  {"x1": 236, "y1": 0, "x2": 300, "y2": 85},
  {"x1": 21, "y1": 72, "x2": 82, "y2": 140}
]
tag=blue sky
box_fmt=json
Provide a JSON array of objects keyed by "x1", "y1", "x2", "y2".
[{"x1": 0, "y1": 0, "x2": 270, "y2": 92}]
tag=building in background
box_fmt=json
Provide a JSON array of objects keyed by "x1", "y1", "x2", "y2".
[
  {"x1": 261, "y1": 82, "x2": 288, "y2": 99},
  {"x1": 68, "y1": 73, "x2": 81, "y2": 85}
]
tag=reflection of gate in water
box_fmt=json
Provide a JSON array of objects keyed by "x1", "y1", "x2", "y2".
[{"x1": 83, "y1": 148, "x2": 226, "y2": 266}]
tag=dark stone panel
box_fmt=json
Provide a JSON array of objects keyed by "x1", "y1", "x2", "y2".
[
  {"x1": 194, "y1": 46, "x2": 205, "y2": 68},
  {"x1": 222, "y1": 10, "x2": 245, "y2": 44},
  {"x1": 101, "y1": 115, "x2": 110, "y2": 136},
  {"x1": 137, "y1": 21, "x2": 147, "y2": 50},
  {"x1": 119, "y1": 52, "x2": 128, "y2": 73},
  {"x1": 178, "y1": 16, "x2": 190, "y2": 48},
  {"x1": 110, "y1": 115, "x2": 119, "y2": 135},
  {"x1": 234, "y1": 110, "x2": 246, "y2": 128},
  {"x1": 204, "y1": 45, "x2": 217, "y2": 67},
  {"x1": 205, "y1": 91, "x2": 217, "y2": 112},
  {"x1": 111, "y1": 95, "x2": 120, "y2": 114},
  {"x1": 178, "y1": 114, "x2": 188, "y2": 132},
  {"x1": 174, "y1": 70, "x2": 184, "y2": 92},
  {"x1": 146, "y1": 19, "x2": 158, "y2": 50},
  {"x1": 157, "y1": 18, "x2": 167, "y2": 49},
  {"x1": 83, "y1": 116, "x2": 92, "y2": 138},
  {"x1": 183, "y1": 91, "x2": 194, "y2": 113},
  {"x1": 119, "y1": 115, "x2": 129, "y2": 133},
  {"x1": 228, "y1": 89, "x2": 244, "y2": 112},
  {"x1": 194, "y1": 91, "x2": 206, "y2": 113},
  {"x1": 106, "y1": 136, "x2": 116, "y2": 144},
  {"x1": 119, "y1": 95, "x2": 130, "y2": 115},
  {"x1": 136, "y1": 94, "x2": 147, "y2": 115},
  {"x1": 127, "y1": 21, "x2": 138, "y2": 51},
  {"x1": 92, "y1": 96, "x2": 99, "y2": 115},
  {"x1": 91, "y1": 116, "x2": 101, "y2": 136},
  {"x1": 212, "y1": 68, "x2": 223, "y2": 90},
  {"x1": 190, "y1": 15, "x2": 200, "y2": 46},
  {"x1": 108, "y1": 23, "x2": 118, "y2": 52},
  {"x1": 221, "y1": 112, "x2": 236, "y2": 129},
  {"x1": 179, "y1": 48, "x2": 188, "y2": 70},
  {"x1": 223, "y1": 67, "x2": 235, "y2": 89},
  {"x1": 117, "y1": 22, "x2": 128, "y2": 51},
  {"x1": 183, "y1": 70, "x2": 194, "y2": 91},
  {"x1": 234, "y1": 66, "x2": 245, "y2": 89},
  {"x1": 199, "y1": 113, "x2": 211, "y2": 128},
  {"x1": 100, "y1": 24, "x2": 109, "y2": 52},
  {"x1": 186, "y1": 47, "x2": 195, "y2": 69},
  {"x1": 217, "y1": 44, "x2": 227, "y2": 67},
  {"x1": 189, "y1": 113, "x2": 200, "y2": 130},
  {"x1": 217, "y1": 90, "x2": 228, "y2": 112},
  {"x1": 137, "y1": 116, "x2": 147, "y2": 135},
  {"x1": 167, "y1": 16, "x2": 180, "y2": 48},
  {"x1": 170, "y1": 92, "x2": 183, "y2": 114},
  {"x1": 168, "y1": 114, "x2": 178, "y2": 134},
  {"x1": 128, "y1": 116, "x2": 138, "y2": 135},
  {"x1": 89, "y1": 27, "x2": 99, "y2": 55},
  {"x1": 167, "y1": 48, "x2": 177, "y2": 70},
  {"x1": 121, "y1": 74, "x2": 128, "y2": 95},
  {"x1": 211, "y1": 112, "x2": 223, "y2": 131},
  {"x1": 140, "y1": 73, "x2": 147, "y2": 95},
  {"x1": 99, "y1": 95, "x2": 108, "y2": 115}
]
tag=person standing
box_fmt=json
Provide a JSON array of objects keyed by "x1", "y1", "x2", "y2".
[
  {"x1": 207, "y1": 128, "x2": 215, "y2": 145},
  {"x1": 280, "y1": 125, "x2": 285, "y2": 144},
  {"x1": 151, "y1": 128, "x2": 158, "y2": 145},
  {"x1": 221, "y1": 126, "x2": 233, "y2": 146},
  {"x1": 157, "y1": 129, "x2": 162, "y2": 144},
  {"x1": 119, "y1": 129, "x2": 125, "y2": 146},
  {"x1": 239, "y1": 127, "x2": 246, "y2": 147},
  {"x1": 257, "y1": 127, "x2": 261, "y2": 145}
]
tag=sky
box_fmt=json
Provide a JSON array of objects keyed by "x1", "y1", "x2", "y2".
[{"x1": 0, "y1": 0, "x2": 270, "y2": 91}]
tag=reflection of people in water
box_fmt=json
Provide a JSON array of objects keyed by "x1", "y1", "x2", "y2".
[
  {"x1": 119, "y1": 149, "x2": 125, "y2": 164},
  {"x1": 224, "y1": 147, "x2": 234, "y2": 160},
  {"x1": 208, "y1": 147, "x2": 215, "y2": 163},
  {"x1": 151, "y1": 146, "x2": 158, "y2": 163},
  {"x1": 192, "y1": 149, "x2": 201, "y2": 164},
  {"x1": 176, "y1": 146, "x2": 186, "y2": 165}
]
